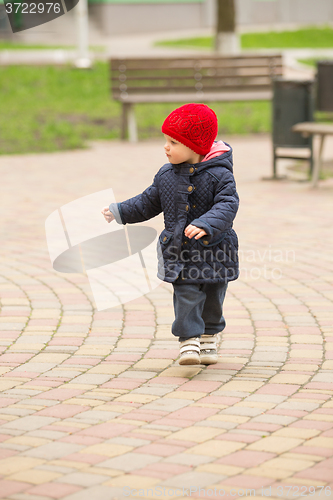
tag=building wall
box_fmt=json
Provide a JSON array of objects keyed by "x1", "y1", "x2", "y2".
[
  {"x1": 1, "y1": 0, "x2": 332, "y2": 38},
  {"x1": 89, "y1": 0, "x2": 209, "y2": 35},
  {"x1": 237, "y1": 0, "x2": 333, "y2": 26},
  {"x1": 88, "y1": 0, "x2": 333, "y2": 36}
]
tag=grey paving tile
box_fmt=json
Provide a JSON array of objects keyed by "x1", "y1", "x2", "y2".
[
  {"x1": 161, "y1": 471, "x2": 227, "y2": 488},
  {"x1": 19, "y1": 399, "x2": 59, "y2": 407},
  {"x1": 37, "y1": 464, "x2": 78, "y2": 474},
  {"x1": 12, "y1": 363, "x2": 57, "y2": 372},
  {"x1": 244, "y1": 394, "x2": 287, "y2": 403},
  {"x1": 142, "y1": 398, "x2": 192, "y2": 412},
  {"x1": 69, "y1": 374, "x2": 113, "y2": 384},
  {"x1": 57, "y1": 472, "x2": 110, "y2": 487},
  {"x1": 219, "y1": 407, "x2": 264, "y2": 417},
  {"x1": 0, "y1": 408, "x2": 35, "y2": 416},
  {"x1": 62, "y1": 486, "x2": 126, "y2": 500},
  {"x1": 251, "y1": 352, "x2": 287, "y2": 362},
  {"x1": 164, "y1": 454, "x2": 214, "y2": 466},
  {"x1": 23, "y1": 441, "x2": 83, "y2": 459},
  {"x1": 107, "y1": 436, "x2": 151, "y2": 447},
  {"x1": 251, "y1": 414, "x2": 298, "y2": 425},
  {"x1": 276, "y1": 401, "x2": 319, "y2": 411},
  {"x1": 196, "y1": 420, "x2": 237, "y2": 430},
  {"x1": 118, "y1": 371, "x2": 157, "y2": 379},
  {"x1": 131, "y1": 387, "x2": 174, "y2": 396},
  {"x1": 73, "y1": 410, "x2": 121, "y2": 421},
  {"x1": 96, "y1": 452, "x2": 161, "y2": 472},
  {"x1": 2, "y1": 415, "x2": 57, "y2": 431}
]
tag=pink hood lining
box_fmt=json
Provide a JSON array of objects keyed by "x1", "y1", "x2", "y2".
[{"x1": 202, "y1": 140, "x2": 230, "y2": 162}]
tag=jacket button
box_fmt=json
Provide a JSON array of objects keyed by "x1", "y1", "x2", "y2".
[
  {"x1": 163, "y1": 236, "x2": 167, "y2": 242},
  {"x1": 189, "y1": 167, "x2": 194, "y2": 173},
  {"x1": 203, "y1": 240, "x2": 209, "y2": 245},
  {"x1": 184, "y1": 241, "x2": 188, "y2": 245},
  {"x1": 193, "y1": 204, "x2": 196, "y2": 208},
  {"x1": 185, "y1": 205, "x2": 189, "y2": 211},
  {"x1": 187, "y1": 186, "x2": 193, "y2": 192}
]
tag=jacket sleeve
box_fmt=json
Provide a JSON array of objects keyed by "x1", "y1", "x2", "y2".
[
  {"x1": 191, "y1": 170, "x2": 239, "y2": 241},
  {"x1": 109, "y1": 173, "x2": 162, "y2": 225}
]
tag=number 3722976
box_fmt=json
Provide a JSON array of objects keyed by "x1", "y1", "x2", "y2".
[{"x1": 5, "y1": 3, "x2": 61, "y2": 14}]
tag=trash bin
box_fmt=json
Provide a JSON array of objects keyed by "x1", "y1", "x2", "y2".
[
  {"x1": 272, "y1": 78, "x2": 315, "y2": 179},
  {"x1": 317, "y1": 61, "x2": 333, "y2": 112}
]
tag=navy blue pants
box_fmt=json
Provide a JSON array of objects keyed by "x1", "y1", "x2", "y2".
[{"x1": 171, "y1": 281, "x2": 228, "y2": 341}]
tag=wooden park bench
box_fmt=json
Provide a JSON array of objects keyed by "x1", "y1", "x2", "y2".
[{"x1": 110, "y1": 54, "x2": 283, "y2": 142}]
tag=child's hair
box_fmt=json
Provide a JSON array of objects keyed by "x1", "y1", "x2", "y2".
[{"x1": 161, "y1": 103, "x2": 218, "y2": 155}]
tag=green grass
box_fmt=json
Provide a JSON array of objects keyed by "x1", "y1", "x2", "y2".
[
  {"x1": 155, "y1": 37, "x2": 214, "y2": 50},
  {"x1": 156, "y1": 26, "x2": 333, "y2": 50},
  {"x1": 0, "y1": 41, "x2": 104, "y2": 51},
  {"x1": 298, "y1": 57, "x2": 333, "y2": 67},
  {"x1": 242, "y1": 26, "x2": 333, "y2": 49},
  {"x1": 0, "y1": 62, "x2": 271, "y2": 155}
]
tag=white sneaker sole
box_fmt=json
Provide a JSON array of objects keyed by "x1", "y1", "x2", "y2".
[
  {"x1": 179, "y1": 353, "x2": 201, "y2": 365},
  {"x1": 200, "y1": 352, "x2": 218, "y2": 365}
]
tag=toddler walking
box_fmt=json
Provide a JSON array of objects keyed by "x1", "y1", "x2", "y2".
[{"x1": 102, "y1": 103, "x2": 239, "y2": 365}]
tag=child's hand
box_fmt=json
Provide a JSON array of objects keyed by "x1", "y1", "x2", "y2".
[
  {"x1": 184, "y1": 224, "x2": 207, "y2": 240},
  {"x1": 101, "y1": 206, "x2": 115, "y2": 223}
]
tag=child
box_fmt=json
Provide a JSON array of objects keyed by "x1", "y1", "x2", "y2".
[{"x1": 102, "y1": 103, "x2": 239, "y2": 366}]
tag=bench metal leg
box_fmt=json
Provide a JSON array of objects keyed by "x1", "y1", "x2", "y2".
[
  {"x1": 121, "y1": 103, "x2": 138, "y2": 142},
  {"x1": 273, "y1": 146, "x2": 277, "y2": 178},
  {"x1": 311, "y1": 134, "x2": 325, "y2": 188},
  {"x1": 128, "y1": 104, "x2": 138, "y2": 143},
  {"x1": 121, "y1": 103, "x2": 129, "y2": 140}
]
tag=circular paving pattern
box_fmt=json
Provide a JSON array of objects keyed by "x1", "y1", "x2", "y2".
[{"x1": 0, "y1": 138, "x2": 333, "y2": 499}]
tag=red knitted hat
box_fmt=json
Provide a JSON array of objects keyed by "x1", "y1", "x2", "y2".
[{"x1": 162, "y1": 103, "x2": 218, "y2": 155}]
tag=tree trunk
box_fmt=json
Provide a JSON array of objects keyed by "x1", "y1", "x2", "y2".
[{"x1": 215, "y1": 0, "x2": 240, "y2": 55}]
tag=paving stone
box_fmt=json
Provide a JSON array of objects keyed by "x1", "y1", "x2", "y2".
[
  {"x1": 26, "y1": 482, "x2": 82, "y2": 498},
  {"x1": 95, "y1": 452, "x2": 161, "y2": 471},
  {"x1": 219, "y1": 407, "x2": 264, "y2": 417},
  {"x1": 2, "y1": 129, "x2": 333, "y2": 498},
  {"x1": 140, "y1": 398, "x2": 192, "y2": 412},
  {"x1": 2, "y1": 416, "x2": 58, "y2": 431},
  {"x1": 23, "y1": 442, "x2": 83, "y2": 460},
  {"x1": 251, "y1": 414, "x2": 298, "y2": 425},
  {"x1": 161, "y1": 470, "x2": 227, "y2": 488},
  {"x1": 163, "y1": 453, "x2": 214, "y2": 466},
  {"x1": 247, "y1": 436, "x2": 303, "y2": 453}
]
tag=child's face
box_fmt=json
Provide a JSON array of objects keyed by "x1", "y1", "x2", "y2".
[{"x1": 164, "y1": 135, "x2": 202, "y2": 165}]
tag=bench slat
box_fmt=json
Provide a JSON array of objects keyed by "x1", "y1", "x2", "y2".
[
  {"x1": 113, "y1": 82, "x2": 273, "y2": 95},
  {"x1": 111, "y1": 54, "x2": 282, "y2": 63},
  {"x1": 114, "y1": 91, "x2": 273, "y2": 103},
  {"x1": 110, "y1": 54, "x2": 282, "y2": 141},
  {"x1": 111, "y1": 68, "x2": 282, "y2": 81}
]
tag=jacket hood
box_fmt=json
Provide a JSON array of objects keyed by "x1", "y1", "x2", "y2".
[
  {"x1": 202, "y1": 140, "x2": 230, "y2": 161},
  {"x1": 172, "y1": 141, "x2": 234, "y2": 174}
]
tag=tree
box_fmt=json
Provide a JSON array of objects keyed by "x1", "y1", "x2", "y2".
[{"x1": 215, "y1": 0, "x2": 240, "y2": 55}]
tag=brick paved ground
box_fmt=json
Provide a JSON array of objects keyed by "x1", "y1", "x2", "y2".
[{"x1": 0, "y1": 135, "x2": 333, "y2": 500}]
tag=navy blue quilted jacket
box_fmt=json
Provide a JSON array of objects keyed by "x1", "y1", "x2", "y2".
[{"x1": 109, "y1": 143, "x2": 239, "y2": 284}]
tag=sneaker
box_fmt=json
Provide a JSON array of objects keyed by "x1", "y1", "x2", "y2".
[
  {"x1": 200, "y1": 334, "x2": 218, "y2": 365},
  {"x1": 179, "y1": 337, "x2": 201, "y2": 365}
]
